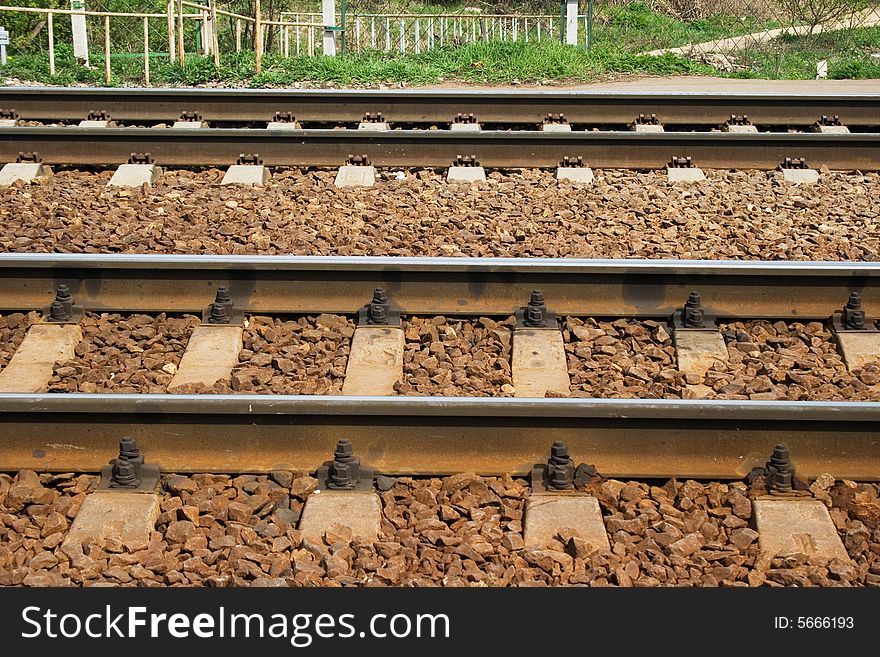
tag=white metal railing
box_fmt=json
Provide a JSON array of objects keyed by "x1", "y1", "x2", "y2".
[{"x1": 279, "y1": 11, "x2": 588, "y2": 55}]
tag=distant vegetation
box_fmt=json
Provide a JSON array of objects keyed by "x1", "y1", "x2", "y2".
[{"x1": 1, "y1": 1, "x2": 877, "y2": 85}]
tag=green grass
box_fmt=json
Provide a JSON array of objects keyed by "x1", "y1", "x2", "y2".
[
  {"x1": 591, "y1": 3, "x2": 780, "y2": 51},
  {"x1": 725, "y1": 26, "x2": 880, "y2": 79},
  {"x1": 1, "y1": 5, "x2": 877, "y2": 86},
  {"x1": 0, "y1": 40, "x2": 716, "y2": 86}
]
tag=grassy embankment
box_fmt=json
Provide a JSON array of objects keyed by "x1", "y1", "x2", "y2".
[{"x1": 1, "y1": 3, "x2": 877, "y2": 85}]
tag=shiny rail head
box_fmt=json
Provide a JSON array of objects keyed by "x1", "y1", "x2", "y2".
[{"x1": 2, "y1": 392, "x2": 880, "y2": 419}]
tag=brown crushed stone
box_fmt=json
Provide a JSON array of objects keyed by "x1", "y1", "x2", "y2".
[
  {"x1": 564, "y1": 317, "x2": 684, "y2": 398},
  {"x1": 46, "y1": 312, "x2": 200, "y2": 393},
  {"x1": 393, "y1": 316, "x2": 515, "y2": 397},
  {"x1": 0, "y1": 471, "x2": 98, "y2": 587},
  {"x1": 0, "y1": 169, "x2": 876, "y2": 260},
  {"x1": 5, "y1": 314, "x2": 875, "y2": 400},
  {"x1": 175, "y1": 314, "x2": 354, "y2": 394},
  {"x1": 0, "y1": 311, "x2": 40, "y2": 369},
  {"x1": 2, "y1": 469, "x2": 877, "y2": 587},
  {"x1": 562, "y1": 318, "x2": 880, "y2": 401},
  {"x1": 698, "y1": 320, "x2": 880, "y2": 401}
]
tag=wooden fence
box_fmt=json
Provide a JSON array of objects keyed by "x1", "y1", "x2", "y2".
[
  {"x1": 0, "y1": 1, "x2": 322, "y2": 79},
  {"x1": 0, "y1": 1, "x2": 587, "y2": 81}
]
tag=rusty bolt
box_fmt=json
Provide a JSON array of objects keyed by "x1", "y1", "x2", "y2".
[
  {"x1": 367, "y1": 288, "x2": 390, "y2": 325},
  {"x1": 208, "y1": 286, "x2": 232, "y2": 325},
  {"x1": 327, "y1": 438, "x2": 359, "y2": 490},
  {"x1": 683, "y1": 291, "x2": 705, "y2": 328},
  {"x1": 523, "y1": 290, "x2": 548, "y2": 327},
  {"x1": 48, "y1": 285, "x2": 73, "y2": 322},
  {"x1": 768, "y1": 443, "x2": 793, "y2": 493},
  {"x1": 843, "y1": 292, "x2": 866, "y2": 330},
  {"x1": 548, "y1": 441, "x2": 575, "y2": 491}
]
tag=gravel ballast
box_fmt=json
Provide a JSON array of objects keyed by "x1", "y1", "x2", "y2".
[
  {"x1": 394, "y1": 316, "x2": 515, "y2": 397},
  {"x1": 10, "y1": 314, "x2": 876, "y2": 400},
  {"x1": 705, "y1": 320, "x2": 880, "y2": 401},
  {"x1": 0, "y1": 169, "x2": 876, "y2": 260},
  {"x1": 1, "y1": 469, "x2": 877, "y2": 587},
  {"x1": 0, "y1": 311, "x2": 40, "y2": 369},
  {"x1": 563, "y1": 318, "x2": 880, "y2": 401},
  {"x1": 47, "y1": 312, "x2": 200, "y2": 393},
  {"x1": 564, "y1": 317, "x2": 684, "y2": 398},
  {"x1": 193, "y1": 314, "x2": 354, "y2": 394}
]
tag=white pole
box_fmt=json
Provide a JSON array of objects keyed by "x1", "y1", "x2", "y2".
[
  {"x1": 399, "y1": 18, "x2": 404, "y2": 52},
  {"x1": 209, "y1": 0, "x2": 219, "y2": 66},
  {"x1": 143, "y1": 16, "x2": 150, "y2": 84},
  {"x1": 254, "y1": 0, "x2": 262, "y2": 72},
  {"x1": 202, "y1": 9, "x2": 212, "y2": 55},
  {"x1": 48, "y1": 11, "x2": 55, "y2": 76},
  {"x1": 176, "y1": 0, "x2": 184, "y2": 65},
  {"x1": 371, "y1": 16, "x2": 376, "y2": 49},
  {"x1": 322, "y1": 0, "x2": 336, "y2": 56},
  {"x1": 104, "y1": 14, "x2": 111, "y2": 82},
  {"x1": 565, "y1": 0, "x2": 578, "y2": 45},
  {"x1": 70, "y1": 0, "x2": 89, "y2": 65},
  {"x1": 414, "y1": 18, "x2": 419, "y2": 53},
  {"x1": 167, "y1": 2, "x2": 176, "y2": 63}
]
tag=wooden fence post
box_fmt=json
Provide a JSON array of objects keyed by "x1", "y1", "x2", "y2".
[
  {"x1": 201, "y1": 9, "x2": 210, "y2": 55},
  {"x1": 104, "y1": 15, "x2": 111, "y2": 82},
  {"x1": 235, "y1": 18, "x2": 241, "y2": 52},
  {"x1": 209, "y1": 0, "x2": 220, "y2": 66},
  {"x1": 255, "y1": 0, "x2": 262, "y2": 73},
  {"x1": 143, "y1": 16, "x2": 150, "y2": 84},
  {"x1": 176, "y1": 0, "x2": 185, "y2": 65},
  {"x1": 167, "y1": 1, "x2": 176, "y2": 63},
  {"x1": 47, "y1": 11, "x2": 55, "y2": 76}
]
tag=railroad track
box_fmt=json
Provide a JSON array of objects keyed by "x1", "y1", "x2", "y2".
[
  {"x1": 1, "y1": 127, "x2": 876, "y2": 170},
  {"x1": 0, "y1": 88, "x2": 877, "y2": 170},
  {"x1": 0, "y1": 254, "x2": 878, "y2": 479},
  {"x1": 3, "y1": 87, "x2": 880, "y2": 126}
]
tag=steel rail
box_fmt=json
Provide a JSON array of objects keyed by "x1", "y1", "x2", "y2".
[
  {"x1": 0, "y1": 395, "x2": 877, "y2": 478},
  {"x1": 2, "y1": 87, "x2": 879, "y2": 126},
  {"x1": 1, "y1": 127, "x2": 877, "y2": 170},
  {"x1": 1, "y1": 255, "x2": 879, "y2": 318}
]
